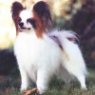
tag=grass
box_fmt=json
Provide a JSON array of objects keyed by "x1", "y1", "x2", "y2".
[{"x1": 0, "y1": 69, "x2": 95, "y2": 95}]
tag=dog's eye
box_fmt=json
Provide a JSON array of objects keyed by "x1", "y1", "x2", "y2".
[{"x1": 27, "y1": 18, "x2": 36, "y2": 28}]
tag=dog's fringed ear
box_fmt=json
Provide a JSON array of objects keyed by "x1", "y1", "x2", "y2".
[
  {"x1": 11, "y1": 2, "x2": 24, "y2": 33},
  {"x1": 11, "y1": 1, "x2": 24, "y2": 18},
  {"x1": 33, "y1": 1, "x2": 53, "y2": 30}
]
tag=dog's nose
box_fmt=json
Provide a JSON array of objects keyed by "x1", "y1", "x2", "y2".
[{"x1": 19, "y1": 22, "x2": 24, "y2": 27}]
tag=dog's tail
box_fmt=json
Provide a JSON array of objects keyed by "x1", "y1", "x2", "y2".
[
  {"x1": 50, "y1": 30, "x2": 87, "y2": 75},
  {"x1": 62, "y1": 37, "x2": 87, "y2": 76},
  {"x1": 50, "y1": 29, "x2": 87, "y2": 75},
  {"x1": 59, "y1": 30, "x2": 87, "y2": 75},
  {"x1": 61, "y1": 30, "x2": 88, "y2": 89},
  {"x1": 50, "y1": 30, "x2": 88, "y2": 89}
]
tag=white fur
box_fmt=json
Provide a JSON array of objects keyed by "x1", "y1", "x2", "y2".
[
  {"x1": 19, "y1": 9, "x2": 33, "y2": 29},
  {"x1": 14, "y1": 29, "x2": 87, "y2": 94}
]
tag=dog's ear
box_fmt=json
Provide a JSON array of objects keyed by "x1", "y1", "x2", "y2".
[
  {"x1": 11, "y1": 2, "x2": 24, "y2": 34},
  {"x1": 11, "y1": 2, "x2": 24, "y2": 17},
  {"x1": 33, "y1": 1, "x2": 53, "y2": 29}
]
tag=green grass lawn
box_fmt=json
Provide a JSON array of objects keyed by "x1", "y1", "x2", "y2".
[{"x1": 0, "y1": 69, "x2": 95, "y2": 95}]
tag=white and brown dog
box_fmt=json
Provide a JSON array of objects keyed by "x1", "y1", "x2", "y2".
[{"x1": 11, "y1": 1, "x2": 88, "y2": 95}]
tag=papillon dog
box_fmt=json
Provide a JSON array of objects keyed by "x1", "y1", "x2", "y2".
[{"x1": 12, "y1": 1, "x2": 88, "y2": 95}]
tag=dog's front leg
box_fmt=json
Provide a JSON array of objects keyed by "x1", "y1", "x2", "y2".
[
  {"x1": 36, "y1": 70, "x2": 50, "y2": 95},
  {"x1": 18, "y1": 65, "x2": 30, "y2": 91}
]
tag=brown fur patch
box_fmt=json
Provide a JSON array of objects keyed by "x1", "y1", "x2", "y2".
[
  {"x1": 33, "y1": 10, "x2": 44, "y2": 38},
  {"x1": 12, "y1": 16, "x2": 20, "y2": 35},
  {"x1": 33, "y1": 1, "x2": 53, "y2": 32},
  {"x1": 32, "y1": 1, "x2": 53, "y2": 38},
  {"x1": 11, "y1": 2, "x2": 24, "y2": 35}
]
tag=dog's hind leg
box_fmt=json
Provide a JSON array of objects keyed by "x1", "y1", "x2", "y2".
[{"x1": 76, "y1": 74, "x2": 87, "y2": 90}]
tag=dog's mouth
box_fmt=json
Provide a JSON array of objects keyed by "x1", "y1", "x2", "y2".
[
  {"x1": 20, "y1": 26, "x2": 31, "y2": 30},
  {"x1": 18, "y1": 21, "x2": 31, "y2": 31},
  {"x1": 18, "y1": 25, "x2": 31, "y2": 32}
]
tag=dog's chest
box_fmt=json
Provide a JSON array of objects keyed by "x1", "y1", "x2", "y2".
[
  {"x1": 14, "y1": 32, "x2": 61, "y2": 71},
  {"x1": 14, "y1": 32, "x2": 41, "y2": 59}
]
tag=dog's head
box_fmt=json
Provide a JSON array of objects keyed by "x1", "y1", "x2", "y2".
[{"x1": 12, "y1": 1, "x2": 52, "y2": 37}]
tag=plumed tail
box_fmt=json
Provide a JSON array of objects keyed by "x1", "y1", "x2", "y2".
[
  {"x1": 48, "y1": 29, "x2": 79, "y2": 43},
  {"x1": 48, "y1": 29, "x2": 88, "y2": 89},
  {"x1": 48, "y1": 29, "x2": 88, "y2": 78},
  {"x1": 62, "y1": 38, "x2": 87, "y2": 76},
  {"x1": 48, "y1": 29, "x2": 88, "y2": 76},
  {"x1": 61, "y1": 38, "x2": 88, "y2": 89}
]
